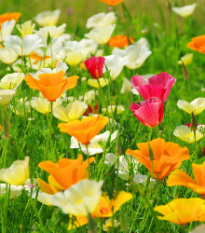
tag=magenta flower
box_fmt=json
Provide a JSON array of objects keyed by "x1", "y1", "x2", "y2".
[
  {"x1": 130, "y1": 97, "x2": 164, "y2": 127},
  {"x1": 84, "y1": 56, "x2": 105, "y2": 79},
  {"x1": 131, "y1": 72, "x2": 176, "y2": 101}
]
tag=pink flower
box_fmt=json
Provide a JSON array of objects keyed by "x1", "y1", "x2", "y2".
[
  {"x1": 84, "y1": 56, "x2": 105, "y2": 79},
  {"x1": 130, "y1": 97, "x2": 164, "y2": 127},
  {"x1": 131, "y1": 72, "x2": 176, "y2": 101}
]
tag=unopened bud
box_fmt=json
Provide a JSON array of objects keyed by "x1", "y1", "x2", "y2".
[
  {"x1": 182, "y1": 61, "x2": 190, "y2": 80},
  {"x1": 191, "y1": 112, "x2": 197, "y2": 133},
  {"x1": 115, "y1": 132, "x2": 121, "y2": 156},
  {"x1": 148, "y1": 143, "x2": 155, "y2": 160},
  {"x1": 46, "y1": 33, "x2": 51, "y2": 45}
]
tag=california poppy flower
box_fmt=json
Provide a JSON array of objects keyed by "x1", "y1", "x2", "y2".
[
  {"x1": 187, "y1": 35, "x2": 205, "y2": 54},
  {"x1": 68, "y1": 190, "x2": 132, "y2": 229},
  {"x1": 130, "y1": 97, "x2": 164, "y2": 128},
  {"x1": 84, "y1": 56, "x2": 105, "y2": 79},
  {"x1": 154, "y1": 198, "x2": 204, "y2": 225},
  {"x1": 0, "y1": 12, "x2": 21, "y2": 28},
  {"x1": 29, "y1": 52, "x2": 51, "y2": 64},
  {"x1": 108, "y1": 35, "x2": 134, "y2": 48},
  {"x1": 24, "y1": 69, "x2": 78, "y2": 102},
  {"x1": 167, "y1": 162, "x2": 205, "y2": 196},
  {"x1": 126, "y1": 138, "x2": 190, "y2": 180},
  {"x1": 98, "y1": 0, "x2": 124, "y2": 6},
  {"x1": 58, "y1": 115, "x2": 109, "y2": 145},
  {"x1": 37, "y1": 154, "x2": 95, "y2": 194}
]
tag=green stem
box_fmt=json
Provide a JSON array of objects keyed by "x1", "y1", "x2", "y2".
[{"x1": 194, "y1": 131, "x2": 198, "y2": 162}]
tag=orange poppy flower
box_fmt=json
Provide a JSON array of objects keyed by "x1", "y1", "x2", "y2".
[
  {"x1": 98, "y1": 0, "x2": 124, "y2": 6},
  {"x1": 0, "y1": 12, "x2": 21, "y2": 28},
  {"x1": 108, "y1": 35, "x2": 134, "y2": 48},
  {"x1": 167, "y1": 161, "x2": 205, "y2": 196},
  {"x1": 154, "y1": 198, "x2": 204, "y2": 225},
  {"x1": 37, "y1": 154, "x2": 95, "y2": 194},
  {"x1": 29, "y1": 52, "x2": 51, "y2": 64},
  {"x1": 195, "y1": 204, "x2": 205, "y2": 222},
  {"x1": 68, "y1": 191, "x2": 132, "y2": 229},
  {"x1": 24, "y1": 71, "x2": 78, "y2": 102},
  {"x1": 58, "y1": 115, "x2": 109, "y2": 145},
  {"x1": 126, "y1": 138, "x2": 190, "y2": 180},
  {"x1": 0, "y1": 124, "x2": 2, "y2": 132},
  {"x1": 187, "y1": 35, "x2": 205, "y2": 54}
]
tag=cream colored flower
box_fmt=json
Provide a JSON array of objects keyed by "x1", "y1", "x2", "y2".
[
  {"x1": 11, "y1": 98, "x2": 31, "y2": 117},
  {"x1": 177, "y1": 98, "x2": 205, "y2": 115},
  {"x1": 31, "y1": 98, "x2": 62, "y2": 114},
  {"x1": 87, "y1": 77, "x2": 109, "y2": 88},
  {"x1": 121, "y1": 77, "x2": 131, "y2": 94},
  {"x1": 172, "y1": 4, "x2": 197, "y2": 17},
  {"x1": 95, "y1": 49, "x2": 104, "y2": 57},
  {"x1": 34, "y1": 9, "x2": 61, "y2": 27},
  {"x1": 52, "y1": 179, "x2": 103, "y2": 216},
  {"x1": 102, "y1": 105, "x2": 125, "y2": 116},
  {"x1": 112, "y1": 43, "x2": 152, "y2": 70},
  {"x1": 0, "y1": 90, "x2": 16, "y2": 105},
  {"x1": 71, "y1": 130, "x2": 118, "y2": 155},
  {"x1": 0, "y1": 46, "x2": 18, "y2": 64},
  {"x1": 178, "y1": 53, "x2": 193, "y2": 65},
  {"x1": 103, "y1": 218, "x2": 119, "y2": 232},
  {"x1": 0, "y1": 73, "x2": 24, "y2": 90},
  {"x1": 0, "y1": 20, "x2": 15, "y2": 42},
  {"x1": 86, "y1": 12, "x2": 116, "y2": 28},
  {"x1": 0, "y1": 184, "x2": 23, "y2": 199},
  {"x1": 0, "y1": 157, "x2": 29, "y2": 185},
  {"x1": 85, "y1": 24, "x2": 116, "y2": 45},
  {"x1": 36, "y1": 24, "x2": 66, "y2": 39},
  {"x1": 32, "y1": 191, "x2": 53, "y2": 206},
  {"x1": 79, "y1": 39, "x2": 98, "y2": 55},
  {"x1": 16, "y1": 20, "x2": 36, "y2": 36},
  {"x1": 53, "y1": 100, "x2": 87, "y2": 122},
  {"x1": 173, "y1": 125, "x2": 204, "y2": 144},
  {"x1": 133, "y1": 174, "x2": 156, "y2": 185}
]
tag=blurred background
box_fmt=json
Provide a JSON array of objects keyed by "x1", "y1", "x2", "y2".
[{"x1": 0, "y1": 0, "x2": 204, "y2": 33}]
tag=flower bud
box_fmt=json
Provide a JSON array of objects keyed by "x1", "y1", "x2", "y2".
[
  {"x1": 148, "y1": 143, "x2": 155, "y2": 160},
  {"x1": 115, "y1": 132, "x2": 121, "y2": 156},
  {"x1": 182, "y1": 61, "x2": 190, "y2": 80},
  {"x1": 191, "y1": 111, "x2": 198, "y2": 133}
]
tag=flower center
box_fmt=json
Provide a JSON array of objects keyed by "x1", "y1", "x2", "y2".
[
  {"x1": 186, "y1": 132, "x2": 194, "y2": 138},
  {"x1": 91, "y1": 142, "x2": 102, "y2": 149}
]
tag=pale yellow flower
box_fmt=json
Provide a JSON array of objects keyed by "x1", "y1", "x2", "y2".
[
  {"x1": 31, "y1": 98, "x2": 62, "y2": 114},
  {"x1": 177, "y1": 98, "x2": 205, "y2": 115},
  {"x1": 53, "y1": 100, "x2": 87, "y2": 122},
  {"x1": 102, "y1": 105, "x2": 125, "y2": 116},
  {"x1": 0, "y1": 90, "x2": 16, "y2": 105},
  {"x1": 34, "y1": 9, "x2": 61, "y2": 27},
  {"x1": 0, "y1": 46, "x2": 18, "y2": 64},
  {"x1": 65, "y1": 51, "x2": 85, "y2": 66},
  {"x1": 178, "y1": 54, "x2": 193, "y2": 65},
  {"x1": 173, "y1": 125, "x2": 204, "y2": 144},
  {"x1": 172, "y1": 4, "x2": 197, "y2": 17},
  {"x1": 0, "y1": 73, "x2": 24, "y2": 89},
  {"x1": 0, "y1": 157, "x2": 29, "y2": 185},
  {"x1": 87, "y1": 77, "x2": 109, "y2": 89},
  {"x1": 103, "y1": 218, "x2": 119, "y2": 232},
  {"x1": 16, "y1": 20, "x2": 36, "y2": 36}
]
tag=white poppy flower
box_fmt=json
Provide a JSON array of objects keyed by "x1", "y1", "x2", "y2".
[
  {"x1": 177, "y1": 98, "x2": 205, "y2": 115},
  {"x1": 0, "y1": 46, "x2": 18, "y2": 64},
  {"x1": 34, "y1": 9, "x2": 61, "y2": 27},
  {"x1": 0, "y1": 90, "x2": 16, "y2": 105},
  {"x1": 0, "y1": 184, "x2": 23, "y2": 199},
  {"x1": 105, "y1": 153, "x2": 138, "y2": 181},
  {"x1": 86, "y1": 12, "x2": 116, "y2": 28},
  {"x1": 0, "y1": 20, "x2": 16, "y2": 42},
  {"x1": 79, "y1": 39, "x2": 98, "y2": 55},
  {"x1": 16, "y1": 20, "x2": 36, "y2": 36},
  {"x1": 52, "y1": 179, "x2": 103, "y2": 216},
  {"x1": 172, "y1": 4, "x2": 197, "y2": 17},
  {"x1": 0, "y1": 73, "x2": 24, "y2": 90},
  {"x1": 121, "y1": 77, "x2": 131, "y2": 94},
  {"x1": 85, "y1": 24, "x2": 116, "y2": 45},
  {"x1": 104, "y1": 54, "x2": 129, "y2": 79},
  {"x1": 71, "y1": 130, "x2": 118, "y2": 155},
  {"x1": 112, "y1": 43, "x2": 152, "y2": 70},
  {"x1": 102, "y1": 105, "x2": 125, "y2": 116},
  {"x1": 32, "y1": 191, "x2": 53, "y2": 206},
  {"x1": 4, "y1": 34, "x2": 43, "y2": 56},
  {"x1": 103, "y1": 218, "x2": 120, "y2": 232},
  {"x1": 133, "y1": 174, "x2": 156, "y2": 185},
  {"x1": 135, "y1": 37, "x2": 150, "y2": 48},
  {"x1": 35, "y1": 24, "x2": 66, "y2": 39}
]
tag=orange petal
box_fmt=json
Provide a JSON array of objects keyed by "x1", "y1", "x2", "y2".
[
  {"x1": 113, "y1": 191, "x2": 132, "y2": 213},
  {"x1": 192, "y1": 162, "x2": 205, "y2": 187},
  {"x1": 38, "y1": 71, "x2": 64, "y2": 87},
  {"x1": 24, "y1": 73, "x2": 41, "y2": 90},
  {"x1": 37, "y1": 178, "x2": 55, "y2": 195},
  {"x1": 63, "y1": 75, "x2": 79, "y2": 90}
]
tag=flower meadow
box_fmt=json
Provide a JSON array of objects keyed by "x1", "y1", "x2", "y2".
[{"x1": 1, "y1": 0, "x2": 205, "y2": 232}]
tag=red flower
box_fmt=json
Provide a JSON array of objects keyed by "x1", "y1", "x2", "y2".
[
  {"x1": 84, "y1": 56, "x2": 105, "y2": 79},
  {"x1": 83, "y1": 104, "x2": 98, "y2": 116},
  {"x1": 130, "y1": 97, "x2": 164, "y2": 127},
  {"x1": 131, "y1": 72, "x2": 176, "y2": 101}
]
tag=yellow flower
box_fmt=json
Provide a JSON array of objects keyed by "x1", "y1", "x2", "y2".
[
  {"x1": 0, "y1": 73, "x2": 24, "y2": 90},
  {"x1": 0, "y1": 157, "x2": 29, "y2": 185},
  {"x1": 177, "y1": 98, "x2": 205, "y2": 115},
  {"x1": 34, "y1": 9, "x2": 60, "y2": 27},
  {"x1": 87, "y1": 77, "x2": 109, "y2": 89},
  {"x1": 173, "y1": 125, "x2": 204, "y2": 144},
  {"x1": 16, "y1": 20, "x2": 36, "y2": 36},
  {"x1": 103, "y1": 218, "x2": 119, "y2": 231},
  {"x1": 31, "y1": 98, "x2": 61, "y2": 114},
  {"x1": 102, "y1": 105, "x2": 125, "y2": 116},
  {"x1": 65, "y1": 51, "x2": 86, "y2": 66},
  {"x1": 53, "y1": 100, "x2": 87, "y2": 122},
  {"x1": 0, "y1": 90, "x2": 16, "y2": 105},
  {"x1": 178, "y1": 53, "x2": 193, "y2": 65}
]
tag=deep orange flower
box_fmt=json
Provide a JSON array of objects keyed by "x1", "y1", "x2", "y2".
[
  {"x1": 29, "y1": 52, "x2": 51, "y2": 64},
  {"x1": 108, "y1": 35, "x2": 134, "y2": 48},
  {"x1": 58, "y1": 115, "x2": 109, "y2": 145},
  {"x1": 68, "y1": 191, "x2": 132, "y2": 229},
  {"x1": 0, "y1": 12, "x2": 21, "y2": 28},
  {"x1": 126, "y1": 138, "x2": 190, "y2": 180},
  {"x1": 154, "y1": 198, "x2": 204, "y2": 225},
  {"x1": 24, "y1": 71, "x2": 79, "y2": 102},
  {"x1": 187, "y1": 35, "x2": 205, "y2": 54},
  {"x1": 0, "y1": 124, "x2": 2, "y2": 132},
  {"x1": 167, "y1": 162, "x2": 205, "y2": 196},
  {"x1": 98, "y1": 0, "x2": 124, "y2": 6},
  {"x1": 37, "y1": 154, "x2": 95, "y2": 194}
]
